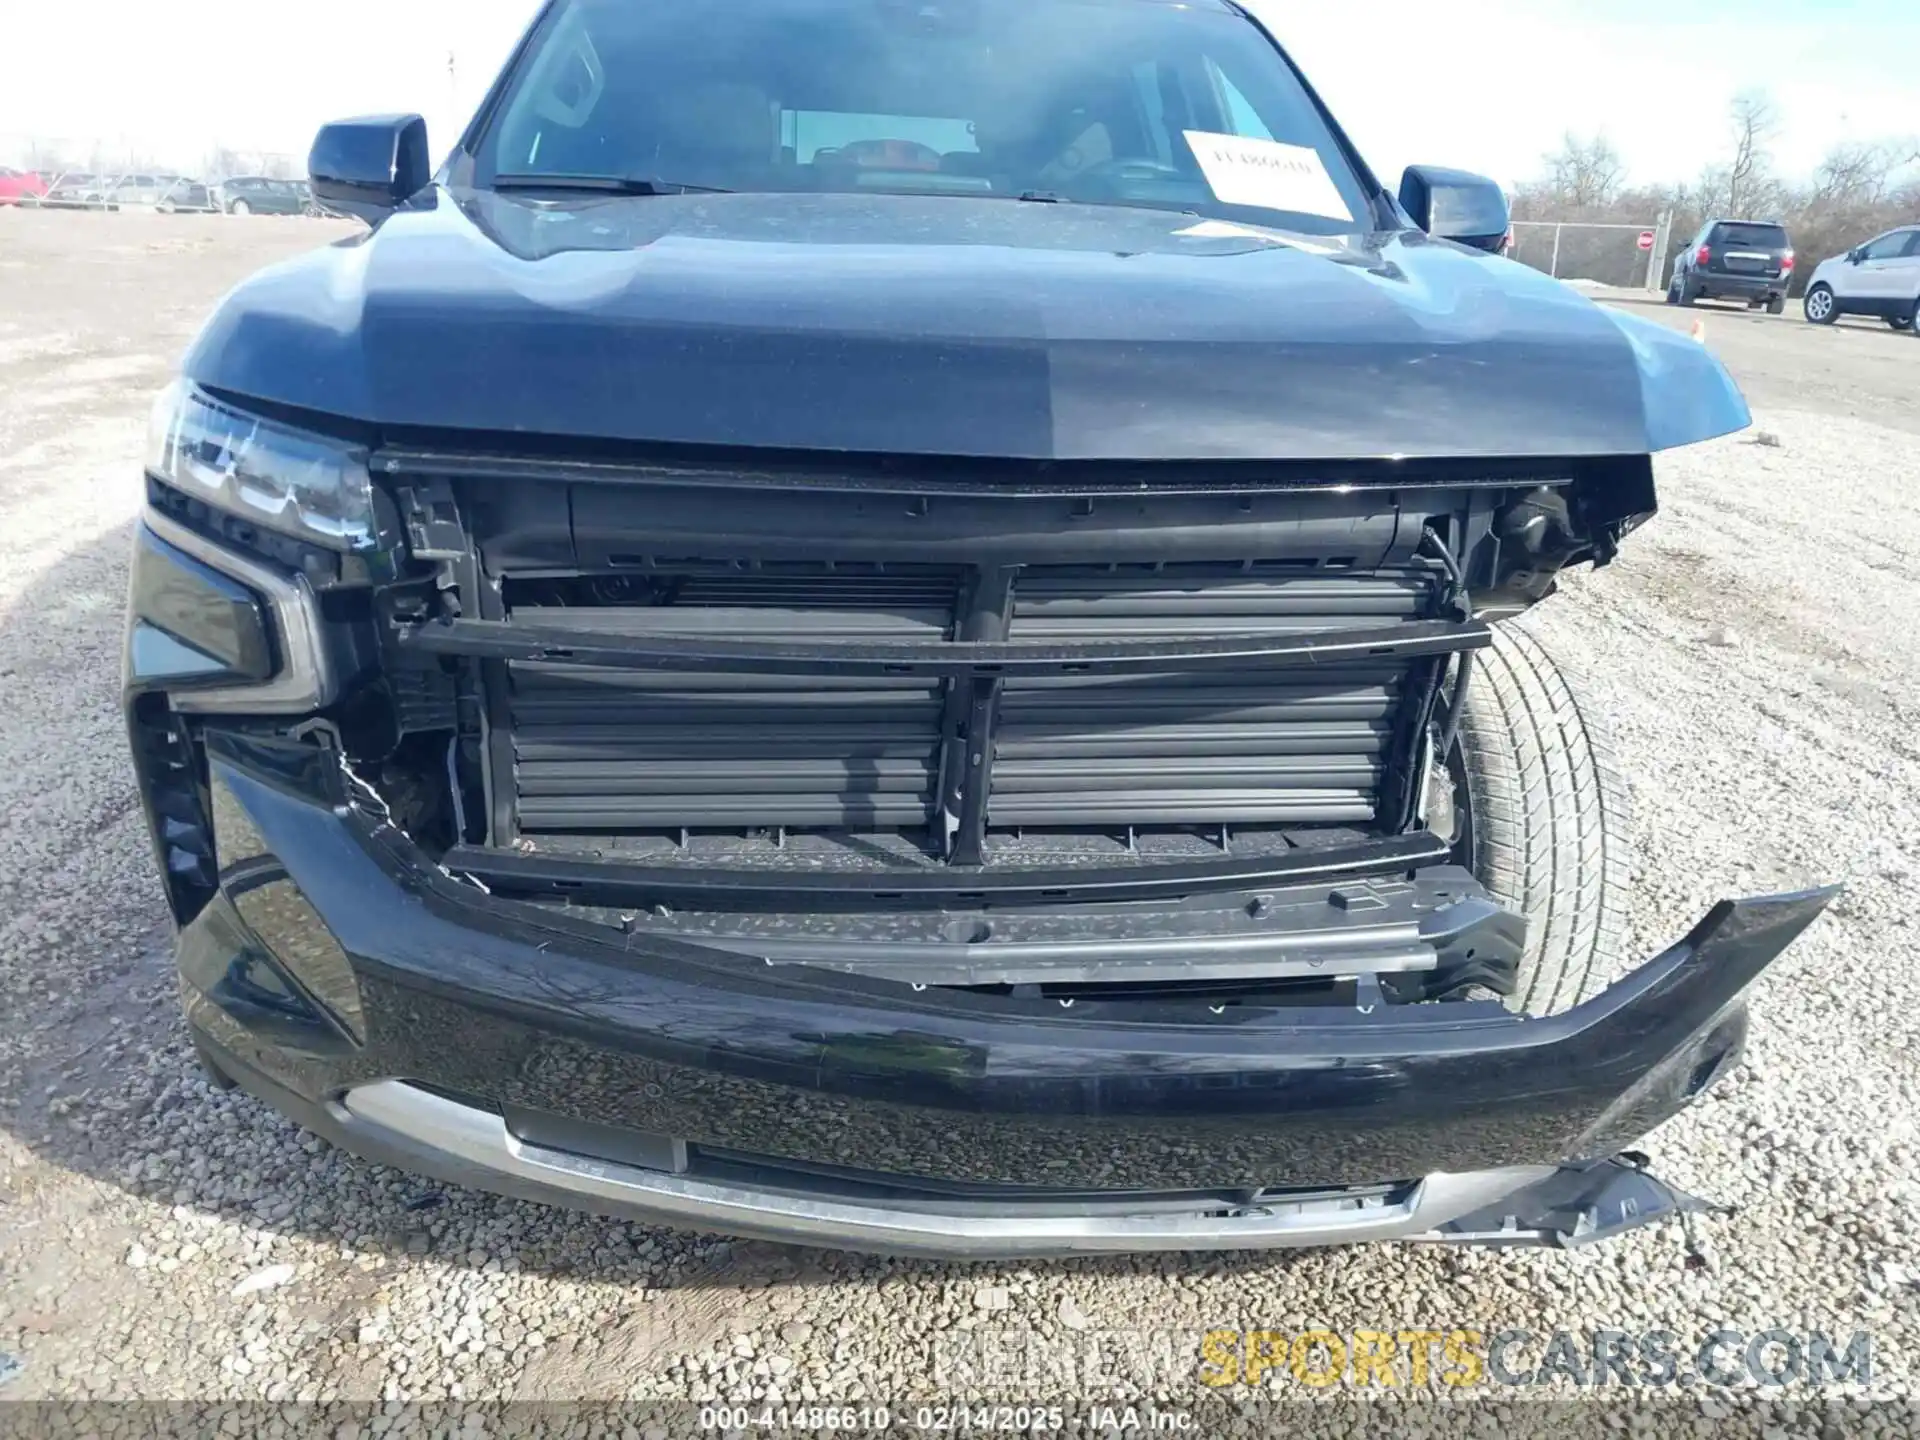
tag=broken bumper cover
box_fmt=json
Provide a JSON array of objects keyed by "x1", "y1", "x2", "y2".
[{"x1": 179, "y1": 733, "x2": 1836, "y2": 1259}]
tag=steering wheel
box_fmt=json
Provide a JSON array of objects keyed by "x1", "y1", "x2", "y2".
[{"x1": 1077, "y1": 158, "x2": 1189, "y2": 187}]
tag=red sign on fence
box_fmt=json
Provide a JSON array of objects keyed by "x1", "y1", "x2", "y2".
[{"x1": 1637, "y1": 231, "x2": 1656, "y2": 251}]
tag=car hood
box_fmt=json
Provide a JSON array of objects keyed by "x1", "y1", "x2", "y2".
[{"x1": 185, "y1": 188, "x2": 1749, "y2": 462}]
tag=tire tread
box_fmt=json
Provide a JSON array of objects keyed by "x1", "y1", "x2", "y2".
[{"x1": 1457, "y1": 624, "x2": 1630, "y2": 1015}]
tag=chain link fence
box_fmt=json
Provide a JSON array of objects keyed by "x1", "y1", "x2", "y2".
[{"x1": 1508, "y1": 218, "x2": 1674, "y2": 291}]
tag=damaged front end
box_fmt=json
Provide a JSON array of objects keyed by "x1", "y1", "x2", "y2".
[{"x1": 125, "y1": 409, "x2": 1836, "y2": 1257}]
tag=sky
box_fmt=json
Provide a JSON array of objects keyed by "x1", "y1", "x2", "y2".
[{"x1": 2, "y1": 0, "x2": 1914, "y2": 191}]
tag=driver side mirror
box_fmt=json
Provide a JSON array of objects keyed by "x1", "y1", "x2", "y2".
[
  {"x1": 310, "y1": 114, "x2": 431, "y2": 225},
  {"x1": 1847, "y1": 247, "x2": 1866, "y2": 264},
  {"x1": 1398, "y1": 165, "x2": 1510, "y2": 254}
]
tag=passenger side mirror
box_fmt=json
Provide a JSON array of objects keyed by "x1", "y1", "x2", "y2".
[
  {"x1": 1398, "y1": 165, "x2": 1511, "y2": 254},
  {"x1": 1847, "y1": 247, "x2": 1865, "y2": 264},
  {"x1": 309, "y1": 114, "x2": 431, "y2": 224}
]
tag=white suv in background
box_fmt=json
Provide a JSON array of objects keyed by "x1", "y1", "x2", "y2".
[{"x1": 1802, "y1": 226, "x2": 1920, "y2": 332}]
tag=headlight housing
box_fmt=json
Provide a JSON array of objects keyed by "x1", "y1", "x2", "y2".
[{"x1": 146, "y1": 380, "x2": 380, "y2": 551}]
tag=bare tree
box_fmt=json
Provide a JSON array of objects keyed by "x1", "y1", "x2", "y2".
[
  {"x1": 1542, "y1": 131, "x2": 1625, "y2": 209},
  {"x1": 1721, "y1": 90, "x2": 1780, "y2": 217},
  {"x1": 1807, "y1": 141, "x2": 1905, "y2": 210}
]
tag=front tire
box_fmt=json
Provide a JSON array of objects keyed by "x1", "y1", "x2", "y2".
[
  {"x1": 230, "y1": 198, "x2": 251, "y2": 216},
  {"x1": 1889, "y1": 313, "x2": 1914, "y2": 332},
  {"x1": 1445, "y1": 626, "x2": 1630, "y2": 1015},
  {"x1": 1804, "y1": 284, "x2": 1837, "y2": 324},
  {"x1": 1766, "y1": 295, "x2": 1785, "y2": 315}
]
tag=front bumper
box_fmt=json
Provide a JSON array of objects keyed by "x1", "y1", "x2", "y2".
[{"x1": 174, "y1": 732, "x2": 1835, "y2": 1259}]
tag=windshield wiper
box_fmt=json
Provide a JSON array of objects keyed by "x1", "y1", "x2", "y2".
[{"x1": 491, "y1": 173, "x2": 733, "y2": 196}]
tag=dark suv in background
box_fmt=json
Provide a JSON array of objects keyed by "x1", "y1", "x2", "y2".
[{"x1": 1668, "y1": 218, "x2": 1794, "y2": 312}]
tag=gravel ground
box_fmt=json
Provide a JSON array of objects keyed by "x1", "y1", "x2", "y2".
[{"x1": 1, "y1": 209, "x2": 1918, "y2": 1427}]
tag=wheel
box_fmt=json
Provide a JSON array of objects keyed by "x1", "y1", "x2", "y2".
[
  {"x1": 230, "y1": 198, "x2": 251, "y2": 216},
  {"x1": 1766, "y1": 295, "x2": 1785, "y2": 315},
  {"x1": 1804, "y1": 284, "x2": 1837, "y2": 324},
  {"x1": 1664, "y1": 277, "x2": 1680, "y2": 305},
  {"x1": 1889, "y1": 313, "x2": 1914, "y2": 331},
  {"x1": 1675, "y1": 276, "x2": 1696, "y2": 306},
  {"x1": 1427, "y1": 625, "x2": 1629, "y2": 1015}
]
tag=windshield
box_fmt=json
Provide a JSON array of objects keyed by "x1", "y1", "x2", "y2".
[{"x1": 473, "y1": 0, "x2": 1376, "y2": 233}]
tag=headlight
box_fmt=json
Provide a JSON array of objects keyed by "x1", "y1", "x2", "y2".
[{"x1": 146, "y1": 380, "x2": 379, "y2": 551}]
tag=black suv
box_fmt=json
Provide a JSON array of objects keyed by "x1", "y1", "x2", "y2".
[
  {"x1": 1668, "y1": 218, "x2": 1794, "y2": 312},
  {"x1": 124, "y1": 0, "x2": 1832, "y2": 1259}
]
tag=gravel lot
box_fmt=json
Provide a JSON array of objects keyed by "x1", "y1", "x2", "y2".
[{"x1": 2, "y1": 209, "x2": 1917, "y2": 1425}]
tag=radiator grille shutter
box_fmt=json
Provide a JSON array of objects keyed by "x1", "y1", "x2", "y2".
[
  {"x1": 503, "y1": 565, "x2": 1436, "y2": 840},
  {"x1": 992, "y1": 571, "x2": 1430, "y2": 829},
  {"x1": 508, "y1": 570, "x2": 958, "y2": 833}
]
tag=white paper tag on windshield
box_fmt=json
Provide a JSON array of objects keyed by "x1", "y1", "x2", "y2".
[{"x1": 1182, "y1": 131, "x2": 1353, "y2": 223}]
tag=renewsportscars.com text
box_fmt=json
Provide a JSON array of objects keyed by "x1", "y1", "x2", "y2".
[{"x1": 933, "y1": 1328, "x2": 1873, "y2": 1392}]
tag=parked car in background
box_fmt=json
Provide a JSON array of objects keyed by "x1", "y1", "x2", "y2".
[
  {"x1": 1667, "y1": 218, "x2": 1793, "y2": 312},
  {"x1": 0, "y1": 166, "x2": 50, "y2": 206},
  {"x1": 1801, "y1": 226, "x2": 1920, "y2": 331},
  {"x1": 158, "y1": 178, "x2": 220, "y2": 214},
  {"x1": 39, "y1": 172, "x2": 116, "y2": 208},
  {"x1": 302, "y1": 181, "x2": 352, "y2": 220},
  {"x1": 106, "y1": 174, "x2": 175, "y2": 209},
  {"x1": 215, "y1": 176, "x2": 309, "y2": 215}
]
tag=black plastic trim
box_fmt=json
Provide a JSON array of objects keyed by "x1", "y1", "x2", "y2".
[
  {"x1": 373, "y1": 446, "x2": 1579, "y2": 499},
  {"x1": 395, "y1": 615, "x2": 1490, "y2": 678},
  {"x1": 439, "y1": 831, "x2": 1449, "y2": 911}
]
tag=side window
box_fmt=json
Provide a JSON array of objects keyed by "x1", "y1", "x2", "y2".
[
  {"x1": 1208, "y1": 64, "x2": 1273, "y2": 141},
  {"x1": 1901, "y1": 230, "x2": 1920, "y2": 258},
  {"x1": 1861, "y1": 232, "x2": 1905, "y2": 261}
]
